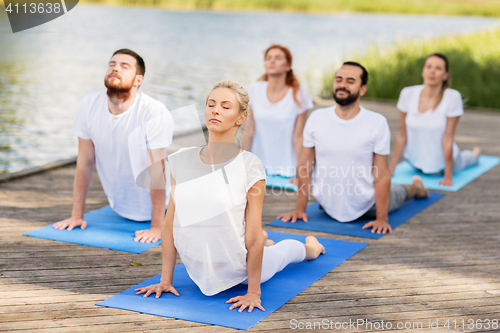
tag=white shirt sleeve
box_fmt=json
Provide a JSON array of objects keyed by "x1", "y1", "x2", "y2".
[
  {"x1": 396, "y1": 87, "x2": 411, "y2": 113},
  {"x1": 302, "y1": 113, "x2": 316, "y2": 148},
  {"x1": 374, "y1": 117, "x2": 391, "y2": 156},
  {"x1": 167, "y1": 150, "x2": 182, "y2": 183},
  {"x1": 245, "y1": 154, "x2": 266, "y2": 192},
  {"x1": 144, "y1": 103, "x2": 174, "y2": 150},
  {"x1": 445, "y1": 90, "x2": 464, "y2": 118},
  {"x1": 298, "y1": 87, "x2": 314, "y2": 114},
  {"x1": 71, "y1": 95, "x2": 91, "y2": 140}
]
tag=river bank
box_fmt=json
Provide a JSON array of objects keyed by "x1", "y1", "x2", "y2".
[{"x1": 1, "y1": 6, "x2": 498, "y2": 174}]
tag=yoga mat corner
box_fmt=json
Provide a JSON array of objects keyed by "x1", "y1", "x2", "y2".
[
  {"x1": 22, "y1": 206, "x2": 160, "y2": 253},
  {"x1": 265, "y1": 174, "x2": 297, "y2": 192},
  {"x1": 391, "y1": 155, "x2": 500, "y2": 192}
]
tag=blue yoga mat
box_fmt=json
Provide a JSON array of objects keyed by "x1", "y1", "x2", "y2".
[
  {"x1": 96, "y1": 231, "x2": 367, "y2": 330},
  {"x1": 23, "y1": 206, "x2": 160, "y2": 253},
  {"x1": 267, "y1": 192, "x2": 444, "y2": 239},
  {"x1": 266, "y1": 174, "x2": 297, "y2": 191},
  {"x1": 391, "y1": 155, "x2": 499, "y2": 192}
]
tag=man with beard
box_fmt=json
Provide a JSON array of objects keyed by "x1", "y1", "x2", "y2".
[
  {"x1": 278, "y1": 62, "x2": 428, "y2": 234},
  {"x1": 53, "y1": 49, "x2": 173, "y2": 243}
]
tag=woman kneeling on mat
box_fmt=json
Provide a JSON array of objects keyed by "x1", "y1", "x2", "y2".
[
  {"x1": 136, "y1": 80, "x2": 324, "y2": 312},
  {"x1": 389, "y1": 53, "x2": 480, "y2": 187}
]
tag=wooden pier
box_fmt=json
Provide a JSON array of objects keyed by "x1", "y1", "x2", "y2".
[{"x1": 1, "y1": 100, "x2": 499, "y2": 332}]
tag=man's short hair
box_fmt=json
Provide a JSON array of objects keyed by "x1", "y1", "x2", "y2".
[
  {"x1": 342, "y1": 61, "x2": 368, "y2": 86},
  {"x1": 112, "y1": 49, "x2": 146, "y2": 76}
]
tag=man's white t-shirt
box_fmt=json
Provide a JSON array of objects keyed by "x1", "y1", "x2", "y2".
[
  {"x1": 168, "y1": 147, "x2": 266, "y2": 296},
  {"x1": 71, "y1": 90, "x2": 173, "y2": 221},
  {"x1": 248, "y1": 81, "x2": 314, "y2": 177},
  {"x1": 397, "y1": 85, "x2": 463, "y2": 173},
  {"x1": 303, "y1": 106, "x2": 391, "y2": 222}
]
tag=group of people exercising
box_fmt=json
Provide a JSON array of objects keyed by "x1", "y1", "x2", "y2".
[{"x1": 53, "y1": 45, "x2": 480, "y2": 312}]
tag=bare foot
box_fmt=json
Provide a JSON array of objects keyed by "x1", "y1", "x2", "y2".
[
  {"x1": 473, "y1": 146, "x2": 481, "y2": 157},
  {"x1": 412, "y1": 176, "x2": 429, "y2": 199},
  {"x1": 262, "y1": 230, "x2": 275, "y2": 247},
  {"x1": 304, "y1": 236, "x2": 325, "y2": 260}
]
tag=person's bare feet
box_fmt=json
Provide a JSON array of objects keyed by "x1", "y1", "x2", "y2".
[
  {"x1": 473, "y1": 146, "x2": 481, "y2": 157},
  {"x1": 304, "y1": 236, "x2": 325, "y2": 260},
  {"x1": 262, "y1": 230, "x2": 275, "y2": 247},
  {"x1": 412, "y1": 176, "x2": 429, "y2": 199}
]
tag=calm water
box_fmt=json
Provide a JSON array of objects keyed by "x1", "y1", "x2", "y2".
[{"x1": 0, "y1": 5, "x2": 498, "y2": 173}]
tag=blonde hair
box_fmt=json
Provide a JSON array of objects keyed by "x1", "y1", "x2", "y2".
[
  {"x1": 206, "y1": 80, "x2": 250, "y2": 119},
  {"x1": 206, "y1": 80, "x2": 250, "y2": 147}
]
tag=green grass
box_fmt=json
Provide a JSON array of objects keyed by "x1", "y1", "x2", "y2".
[
  {"x1": 79, "y1": 0, "x2": 500, "y2": 17},
  {"x1": 321, "y1": 27, "x2": 500, "y2": 109}
]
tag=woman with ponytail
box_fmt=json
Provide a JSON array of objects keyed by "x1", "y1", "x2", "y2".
[
  {"x1": 242, "y1": 45, "x2": 314, "y2": 184},
  {"x1": 389, "y1": 53, "x2": 480, "y2": 186}
]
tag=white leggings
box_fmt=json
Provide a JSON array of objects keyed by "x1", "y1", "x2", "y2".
[
  {"x1": 243, "y1": 239, "x2": 306, "y2": 284},
  {"x1": 453, "y1": 150, "x2": 480, "y2": 173},
  {"x1": 408, "y1": 150, "x2": 479, "y2": 175}
]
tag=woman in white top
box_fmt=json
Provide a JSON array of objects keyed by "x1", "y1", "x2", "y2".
[
  {"x1": 389, "y1": 53, "x2": 480, "y2": 187},
  {"x1": 243, "y1": 44, "x2": 314, "y2": 183},
  {"x1": 136, "y1": 80, "x2": 324, "y2": 312}
]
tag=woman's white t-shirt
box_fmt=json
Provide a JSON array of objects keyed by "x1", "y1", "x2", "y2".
[
  {"x1": 248, "y1": 81, "x2": 314, "y2": 177},
  {"x1": 397, "y1": 85, "x2": 463, "y2": 173},
  {"x1": 167, "y1": 147, "x2": 266, "y2": 296},
  {"x1": 303, "y1": 106, "x2": 391, "y2": 222}
]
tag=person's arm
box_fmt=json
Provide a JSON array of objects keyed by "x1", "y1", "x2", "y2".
[
  {"x1": 277, "y1": 146, "x2": 315, "y2": 222},
  {"x1": 135, "y1": 148, "x2": 167, "y2": 243},
  {"x1": 135, "y1": 174, "x2": 179, "y2": 298},
  {"x1": 362, "y1": 153, "x2": 392, "y2": 234},
  {"x1": 133, "y1": 188, "x2": 165, "y2": 243},
  {"x1": 292, "y1": 111, "x2": 308, "y2": 168},
  {"x1": 389, "y1": 111, "x2": 408, "y2": 174},
  {"x1": 242, "y1": 106, "x2": 255, "y2": 151},
  {"x1": 226, "y1": 179, "x2": 266, "y2": 313},
  {"x1": 53, "y1": 138, "x2": 95, "y2": 230},
  {"x1": 439, "y1": 117, "x2": 460, "y2": 186}
]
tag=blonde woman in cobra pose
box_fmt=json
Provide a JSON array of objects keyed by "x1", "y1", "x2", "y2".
[
  {"x1": 136, "y1": 80, "x2": 324, "y2": 312},
  {"x1": 390, "y1": 53, "x2": 480, "y2": 187}
]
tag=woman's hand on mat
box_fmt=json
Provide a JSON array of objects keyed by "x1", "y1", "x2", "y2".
[
  {"x1": 53, "y1": 216, "x2": 87, "y2": 231},
  {"x1": 134, "y1": 227, "x2": 161, "y2": 243},
  {"x1": 226, "y1": 292, "x2": 265, "y2": 313},
  {"x1": 438, "y1": 177, "x2": 453, "y2": 187},
  {"x1": 277, "y1": 210, "x2": 308, "y2": 223},
  {"x1": 288, "y1": 177, "x2": 297, "y2": 185},
  {"x1": 135, "y1": 282, "x2": 179, "y2": 298},
  {"x1": 362, "y1": 219, "x2": 392, "y2": 234}
]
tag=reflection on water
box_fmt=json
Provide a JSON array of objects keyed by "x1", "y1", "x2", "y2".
[
  {"x1": 0, "y1": 5, "x2": 498, "y2": 173},
  {"x1": 0, "y1": 60, "x2": 27, "y2": 173}
]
